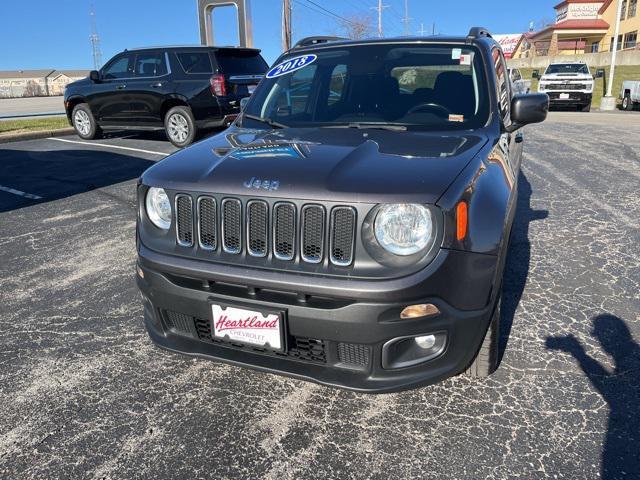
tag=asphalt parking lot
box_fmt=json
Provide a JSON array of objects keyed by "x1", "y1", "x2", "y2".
[{"x1": 0, "y1": 112, "x2": 639, "y2": 479}]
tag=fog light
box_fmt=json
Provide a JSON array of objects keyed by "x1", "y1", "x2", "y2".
[
  {"x1": 414, "y1": 335, "x2": 436, "y2": 350},
  {"x1": 136, "y1": 265, "x2": 144, "y2": 278},
  {"x1": 400, "y1": 303, "x2": 440, "y2": 319},
  {"x1": 382, "y1": 332, "x2": 447, "y2": 370}
]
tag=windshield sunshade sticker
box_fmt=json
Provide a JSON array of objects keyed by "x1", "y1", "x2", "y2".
[
  {"x1": 265, "y1": 54, "x2": 317, "y2": 79},
  {"x1": 451, "y1": 48, "x2": 462, "y2": 60},
  {"x1": 459, "y1": 54, "x2": 471, "y2": 65}
]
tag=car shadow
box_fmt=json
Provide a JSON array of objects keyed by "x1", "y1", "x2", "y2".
[
  {"x1": 0, "y1": 148, "x2": 155, "y2": 213},
  {"x1": 499, "y1": 171, "x2": 548, "y2": 364},
  {"x1": 546, "y1": 314, "x2": 640, "y2": 479}
]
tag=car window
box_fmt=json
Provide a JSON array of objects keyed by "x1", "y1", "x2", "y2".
[
  {"x1": 545, "y1": 64, "x2": 589, "y2": 74},
  {"x1": 493, "y1": 48, "x2": 510, "y2": 122},
  {"x1": 177, "y1": 52, "x2": 213, "y2": 74},
  {"x1": 246, "y1": 44, "x2": 490, "y2": 131},
  {"x1": 511, "y1": 69, "x2": 521, "y2": 81},
  {"x1": 134, "y1": 53, "x2": 167, "y2": 77},
  {"x1": 102, "y1": 54, "x2": 134, "y2": 80},
  {"x1": 215, "y1": 49, "x2": 268, "y2": 75}
]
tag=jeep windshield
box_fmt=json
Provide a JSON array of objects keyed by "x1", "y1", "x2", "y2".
[
  {"x1": 545, "y1": 64, "x2": 589, "y2": 75},
  {"x1": 242, "y1": 43, "x2": 490, "y2": 131}
]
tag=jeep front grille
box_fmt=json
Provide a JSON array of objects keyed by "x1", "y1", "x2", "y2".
[{"x1": 174, "y1": 194, "x2": 357, "y2": 267}]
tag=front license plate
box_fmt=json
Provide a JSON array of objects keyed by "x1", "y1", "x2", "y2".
[
  {"x1": 211, "y1": 304, "x2": 283, "y2": 351},
  {"x1": 559, "y1": 93, "x2": 570, "y2": 99}
]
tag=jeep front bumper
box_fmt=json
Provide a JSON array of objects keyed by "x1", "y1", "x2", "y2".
[{"x1": 136, "y1": 243, "x2": 498, "y2": 393}]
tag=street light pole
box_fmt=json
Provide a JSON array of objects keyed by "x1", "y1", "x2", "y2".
[{"x1": 600, "y1": 0, "x2": 624, "y2": 110}]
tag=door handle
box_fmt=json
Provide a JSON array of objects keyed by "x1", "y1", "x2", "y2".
[
  {"x1": 151, "y1": 82, "x2": 162, "y2": 88},
  {"x1": 116, "y1": 84, "x2": 126, "y2": 90}
]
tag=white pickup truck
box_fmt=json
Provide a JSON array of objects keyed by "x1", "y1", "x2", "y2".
[
  {"x1": 537, "y1": 62, "x2": 594, "y2": 112},
  {"x1": 620, "y1": 80, "x2": 640, "y2": 111}
]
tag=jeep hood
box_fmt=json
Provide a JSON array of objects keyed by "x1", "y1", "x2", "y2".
[{"x1": 141, "y1": 126, "x2": 489, "y2": 204}]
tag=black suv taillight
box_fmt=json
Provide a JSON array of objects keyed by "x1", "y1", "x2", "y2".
[{"x1": 210, "y1": 74, "x2": 226, "y2": 97}]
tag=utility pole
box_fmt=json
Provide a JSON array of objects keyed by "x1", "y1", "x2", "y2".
[
  {"x1": 371, "y1": 0, "x2": 390, "y2": 38},
  {"x1": 417, "y1": 22, "x2": 427, "y2": 36},
  {"x1": 282, "y1": 0, "x2": 292, "y2": 51},
  {"x1": 402, "y1": 0, "x2": 412, "y2": 36},
  {"x1": 601, "y1": 0, "x2": 623, "y2": 110},
  {"x1": 89, "y1": 2, "x2": 102, "y2": 70}
]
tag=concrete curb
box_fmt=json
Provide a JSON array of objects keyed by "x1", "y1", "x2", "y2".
[{"x1": 0, "y1": 127, "x2": 75, "y2": 144}]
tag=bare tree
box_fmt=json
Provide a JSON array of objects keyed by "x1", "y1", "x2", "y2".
[
  {"x1": 23, "y1": 80, "x2": 43, "y2": 97},
  {"x1": 340, "y1": 14, "x2": 374, "y2": 40}
]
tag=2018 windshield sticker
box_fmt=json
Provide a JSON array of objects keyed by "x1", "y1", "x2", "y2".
[{"x1": 265, "y1": 54, "x2": 317, "y2": 79}]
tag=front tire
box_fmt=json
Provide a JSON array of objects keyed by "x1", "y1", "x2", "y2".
[
  {"x1": 72, "y1": 103, "x2": 101, "y2": 140},
  {"x1": 164, "y1": 106, "x2": 197, "y2": 147},
  {"x1": 465, "y1": 292, "x2": 500, "y2": 377},
  {"x1": 622, "y1": 94, "x2": 632, "y2": 111}
]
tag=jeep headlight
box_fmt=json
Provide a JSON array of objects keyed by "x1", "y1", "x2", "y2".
[
  {"x1": 374, "y1": 204, "x2": 434, "y2": 256},
  {"x1": 145, "y1": 187, "x2": 171, "y2": 230}
]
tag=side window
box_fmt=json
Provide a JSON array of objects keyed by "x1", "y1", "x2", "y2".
[
  {"x1": 102, "y1": 54, "x2": 134, "y2": 80},
  {"x1": 512, "y1": 69, "x2": 521, "y2": 81},
  {"x1": 176, "y1": 52, "x2": 213, "y2": 74},
  {"x1": 493, "y1": 48, "x2": 511, "y2": 122},
  {"x1": 134, "y1": 53, "x2": 167, "y2": 77},
  {"x1": 327, "y1": 64, "x2": 347, "y2": 106}
]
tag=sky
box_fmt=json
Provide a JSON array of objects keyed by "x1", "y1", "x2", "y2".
[{"x1": 0, "y1": 0, "x2": 560, "y2": 70}]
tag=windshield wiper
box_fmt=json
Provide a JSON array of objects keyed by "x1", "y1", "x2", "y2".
[
  {"x1": 242, "y1": 113, "x2": 288, "y2": 129},
  {"x1": 323, "y1": 122, "x2": 408, "y2": 131}
]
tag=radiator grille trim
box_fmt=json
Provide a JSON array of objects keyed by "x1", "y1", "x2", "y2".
[
  {"x1": 175, "y1": 194, "x2": 194, "y2": 247},
  {"x1": 246, "y1": 200, "x2": 269, "y2": 257},
  {"x1": 329, "y1": 206, "x2": 356, "y2": 266},
  {"x1": 273, "y1": 202, "x2": 296, "y2": 261},
  {"x1": 221, "y1": 198, "x2": 242, "y2": 254},
  {"x1": 300, "y1": 204, "x2": 325, "y2": 264},
  {"x1": 197, "y1": 196, "x2": 217, "y2": 251}
]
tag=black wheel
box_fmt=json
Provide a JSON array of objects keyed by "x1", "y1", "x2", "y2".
[
  {"x1": 164, "y1": 106, "x2": 197, "y2": 147},
  {"x1": 581, "y1": 103, "x2": 591, "y2": 112},
  {"x1": 72, "y1": 103, "x2": 101, "y2": 140},
  {"x1": 622, "y1": 94, "x2": 632, "y2": 111},
  {"x1": 466, "y1": 292, "x2": 500, "y2": 377}
]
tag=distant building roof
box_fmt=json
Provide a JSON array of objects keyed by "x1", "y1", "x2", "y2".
[
  {"x1": 531, "y1": 19, "x2": 610, "y2": 38},
  {"x1": 52, "y1": 70, "x2": 90, "y2": 78},
  {"x1": 553, "y1": 0, "x2": 604, "y2": 9},
  {"x1": 0, "y1": 69, "x2": 55, "y2": 79}
]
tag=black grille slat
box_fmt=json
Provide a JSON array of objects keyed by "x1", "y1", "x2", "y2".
[
  {"x1": 274, "y1": 203, "x2": 295, "y2": 260},
  {"x1": 222, "y1": 199, "x2": 242, "y2": 254},
  {"x1": 175, "y1": 195, "x2": 194, "y2": 247},
  {"x1": 197, "y1": 197, "x2": 217, "y2": 250},
  {"x1": 337, "y1": 342, "x2": 370, "y2": 367},
  {"x1": 247, "y1": 201, "x2": 268, "y2": 257},
  {"x1": 330, "y1": 207, "x2": 356, "y2": 266},
  {"x1": 301, "y1": 205, "x2": 325, "y2": 263}
]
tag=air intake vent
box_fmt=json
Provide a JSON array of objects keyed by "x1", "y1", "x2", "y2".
[
  {"x1": 175, "y1": 194, "x2": 194, "y2": 247},
  {"x1": 337, "y1": 342, "x2": 370, "y2": 367},
  {"x1": 164, "y1": 310, "x2": 194, "y2": 336},
  {"x1": 247, "y1": 200, "x2": 268, "y2": 257},
  {"x1": 273, "y1": 202, "x2": 296, "y2": 260},
  {"x1": 197, "y1": 197, "x2": 217, "y2": 250},
  {"x1": 301, "y1": 205, "x2": 325, "y2": 263},
  {"x1": 222, "y1": 198, "x2": 242, "y2": 254},
  {"x1": 330, "y1": 207, "x2": 356, "y2": 266}
]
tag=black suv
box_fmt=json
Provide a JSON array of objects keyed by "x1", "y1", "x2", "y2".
[
  {"x1": 136, "y1": 29, "x2": 548, "y2": 392},
  {"x1": 64, "y1": 46, "x2": 268, "y2": 147}
]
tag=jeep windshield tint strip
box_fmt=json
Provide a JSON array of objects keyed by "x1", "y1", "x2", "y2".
[{"x1": 243, "y1": 44, "x2": 489, "y2": 130}]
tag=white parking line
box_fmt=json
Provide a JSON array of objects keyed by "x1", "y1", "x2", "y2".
[
  {"x1": 0, "y1": 185, "x2": 42, "y2": 200},
  {"x1": 49, "y1": 137, "x2": 168, "y2": 156}
]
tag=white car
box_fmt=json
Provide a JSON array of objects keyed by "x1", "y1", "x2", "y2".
[
  {"x1": 508, "y1": 67, "x2": 531, "y2": 95},
  {"x1": 537, "y1": 62, "x2": 594, "y2": 112},
  {"x1": 620, "y1": 80, "x2": 640, "y2": 111}
]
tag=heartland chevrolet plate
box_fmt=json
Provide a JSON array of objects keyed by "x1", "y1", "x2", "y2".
[{"x1": 136, "y1": 29, "x2": 548, "y2": 392}]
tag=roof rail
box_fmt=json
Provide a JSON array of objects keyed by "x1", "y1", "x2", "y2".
[
  {"x1": 292, "y1": 36, "x2": 347, "y2": 49},
  {"x1": 466, "y1": 27, "x2": 492, "y2": 42}
]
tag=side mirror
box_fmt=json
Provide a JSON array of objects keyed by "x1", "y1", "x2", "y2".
[
  {"x1": 532, "y1": 70, "x2": 539, "y2": 79},
  {"x1": 240, "y1": 96, "x2": 250, "y2": 111},
  {"x1": 506, "y1": 93, "x2": 549, "y2": 133},
  {"x1": 89, "y1": 70, "x2": 101, "y2": 82},
  {"x1": 595, "y1": 68, "x2": 605, "y2": 78}
]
